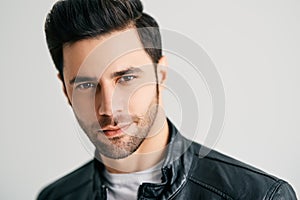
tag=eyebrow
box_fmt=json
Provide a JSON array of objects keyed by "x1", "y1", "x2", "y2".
[
  {"x1": 111, "y1": 67, "x2": 143, "y2": 79},
  {"x1": 69, "y1": 76, "x2": 98, "y2": 85},
  {"x1": 68, "y1": 67, "x2": 143, "y2": 85}
]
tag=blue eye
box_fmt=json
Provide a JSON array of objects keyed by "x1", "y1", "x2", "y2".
[
  {"x1": 118, "y1": 75, "x2": 136, "y2": 84},
  {"x1": 76, "y1": 82, "x2": 96, "y2": 90}
]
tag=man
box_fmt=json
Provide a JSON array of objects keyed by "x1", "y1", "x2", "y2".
[{"x1": 38, "y1": 0, "x2": 297, "y2": 199}]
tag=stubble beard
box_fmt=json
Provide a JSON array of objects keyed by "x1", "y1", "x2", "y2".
[{"x1": 75, "y1": 93, "x2": 159, "y2": 159}]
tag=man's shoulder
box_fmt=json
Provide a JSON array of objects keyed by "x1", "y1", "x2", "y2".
[
  {"x1": 37, "y1": 160, "x2": 95, "y2": 200},
  {"x1": 186, "y1": 141, "x2": 297, "y2": 199}
]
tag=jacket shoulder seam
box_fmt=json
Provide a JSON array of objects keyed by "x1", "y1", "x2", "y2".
[
  {"x1": 264, "y1": 180, "x2": 285, "y2": 200},
  {"x1": 196, "y1": 153, "x2": 278, "y2": 182},
  {"x1": 188, "y1": 175, "x2": 233, "y2": 200}
]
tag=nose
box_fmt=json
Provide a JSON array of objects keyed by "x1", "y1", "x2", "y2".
[
  {"x1": 96, "y1": 82, "x2": 125, "y2": 117},
  {"x1": 97, "y1": 85, "x2": 113, "y2": 116}
]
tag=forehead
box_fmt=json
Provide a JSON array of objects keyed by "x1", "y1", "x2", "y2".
[{"x1": 62, "y1": 29, "x2": 153, "y2": 80}]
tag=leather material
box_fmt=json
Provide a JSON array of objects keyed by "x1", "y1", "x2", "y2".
[{"x1": 38, "y1": 120, "x2": 297, "y2": 200}]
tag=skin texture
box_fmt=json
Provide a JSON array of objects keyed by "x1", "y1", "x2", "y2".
[{"x1": 61, "y1": 28, "x2": 169, "y2": 173}]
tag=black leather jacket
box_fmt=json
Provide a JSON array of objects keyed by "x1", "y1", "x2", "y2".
[{"x1": 38, "y1": 120, "x2": 297, "y2": 200}]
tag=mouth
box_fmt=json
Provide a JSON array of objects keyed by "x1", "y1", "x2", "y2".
[{"x1": 98, "y1": 123, "x2": 132, "y2": 138}]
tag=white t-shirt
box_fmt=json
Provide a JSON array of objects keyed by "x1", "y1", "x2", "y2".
[{"x1": 102, "y1": 161, "x2": 163, "y2": 200}]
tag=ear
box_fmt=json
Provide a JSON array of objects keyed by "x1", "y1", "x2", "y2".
[
  {"x1": 157, "y1": 56, "x2": 168, "y2": 84},
  {"x1": 57, "y1": 73, "x2": 72, "y2": 106}
]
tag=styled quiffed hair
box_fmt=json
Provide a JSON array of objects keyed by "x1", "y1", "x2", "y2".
[{"x1": 44, "y1": 0, "x2": 162, "y2": 78}]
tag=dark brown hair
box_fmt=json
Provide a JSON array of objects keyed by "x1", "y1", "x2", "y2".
[{"x1": 44, "y1": 0, "x2": 162, "y2": 79}]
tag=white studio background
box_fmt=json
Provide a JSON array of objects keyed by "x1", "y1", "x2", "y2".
[{"x1": 0, "y1": 0, "x2": 299, "y2": 199}]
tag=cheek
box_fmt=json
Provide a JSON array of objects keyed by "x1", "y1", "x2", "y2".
[
  {"x1": 71, "y1": 91, "x2": 97, "y2": 121},
  {"x1": 128, "y1": 84, "x2": 157, "y2": 116}
]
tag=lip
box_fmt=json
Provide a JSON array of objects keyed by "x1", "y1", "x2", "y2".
[{"x1": 99, "y1": 123, "x2": 131, "y2": 138}]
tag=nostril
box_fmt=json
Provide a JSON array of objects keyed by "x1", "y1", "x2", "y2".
[{"x1": 97, "y1": 100, "x2": 113, "y2": 116}]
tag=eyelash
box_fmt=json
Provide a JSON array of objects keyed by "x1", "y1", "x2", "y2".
[
  {"x1": 117, "y1": 75, "x2": 137, "y2": 84},
  {"x1": 75, "y1": 75, "x2": 137, "y2": 90},
  {"x1": 76, "y1": 82, "x2": 97, "y2": 90}
]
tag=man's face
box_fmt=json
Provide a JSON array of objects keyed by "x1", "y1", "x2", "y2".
[{"x1": 62, "y1": 29, "x2": 166, "y2": 159}]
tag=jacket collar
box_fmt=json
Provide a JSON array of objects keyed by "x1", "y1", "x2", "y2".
[
  {"x1": 138, "y1": 118, "x2": 193, "y2": 199},
  {"x1": 92, "y1": 118, "x2": 193, "y2": 199}
]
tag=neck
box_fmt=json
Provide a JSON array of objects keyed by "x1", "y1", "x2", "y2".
[{"x1": 100, "y1": 117, "x2": 169, "y2": 174}]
